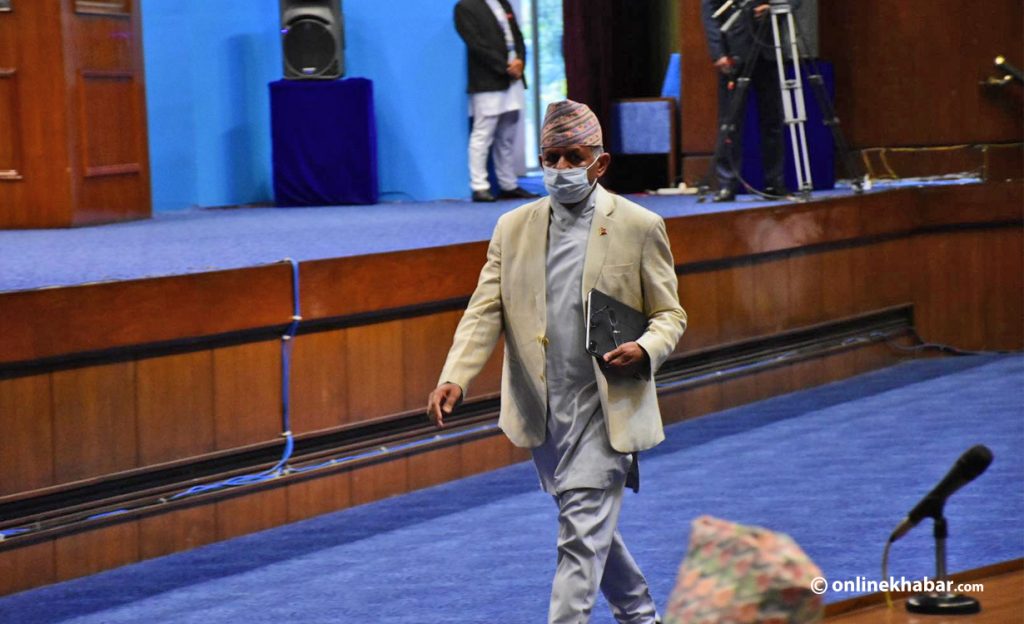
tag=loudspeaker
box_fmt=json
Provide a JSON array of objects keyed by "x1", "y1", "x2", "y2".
[{"x1": 280, "y1": 0, "x2": 345, "y2": 80}]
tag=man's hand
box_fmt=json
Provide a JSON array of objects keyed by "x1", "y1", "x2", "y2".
[
  {"x1": 602, "y1": 342, "x2": 649, "y2": 377},
  {"x1": 713, "y1": 55, "x2": 734, "y2": 75},
  {"x1": 754, "y1": 3, "x2": 771, "y2": 17},
  {"x1": 507, "y1": 58, "x2": 525, "y2": 79},
  {"x1": 427, "y1": 383, "x2": 463, "y2": 428}
]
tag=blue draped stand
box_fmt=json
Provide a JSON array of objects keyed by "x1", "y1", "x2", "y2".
[
  {"x1": 270, "y1": 78, "x2": 379, "y2": 206},
  {"x1": 741, "y1": 60, "x2": 836, "y2": 191}
]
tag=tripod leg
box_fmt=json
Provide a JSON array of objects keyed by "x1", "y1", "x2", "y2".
[
  {"x1": 699, "y1": 48, "x2": 759, "y2": 200},
  {"x1": 771, "y1": 10, "x2": 813, "y2": 195},
  {"x1": 784, "y1": 8, "x2": 869, "y2": 192},
  {"x1": 806, "y1": 68, "x2": 868, "y2": 192},
  {"x1": 785, "y1": 12, "x2": 814, "y2": 195}
]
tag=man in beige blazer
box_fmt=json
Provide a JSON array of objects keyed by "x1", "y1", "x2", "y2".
[{"x1": 428, "y1": 100, "x2": 686, "y2": 624}]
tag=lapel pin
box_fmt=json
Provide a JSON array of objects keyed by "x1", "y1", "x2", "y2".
[{"x1": 599, "y1": 227, "x2": 608, "y2": 236}]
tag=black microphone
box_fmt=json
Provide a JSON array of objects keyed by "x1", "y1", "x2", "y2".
[
  {"x1": 994, "y1": 56, "x2": 1023, "y2": 84},
  {"x1": 888, "y1": 444, "x2": 993, "y2": 543}
]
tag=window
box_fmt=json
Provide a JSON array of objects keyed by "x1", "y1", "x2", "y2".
[{"x1": 520, "y1": 0, "x2": 566, "y2": 171}]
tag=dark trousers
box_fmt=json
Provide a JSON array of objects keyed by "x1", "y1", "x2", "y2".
[{"x1": 714, "y1": 55, "x2": 786, "y2": 192}]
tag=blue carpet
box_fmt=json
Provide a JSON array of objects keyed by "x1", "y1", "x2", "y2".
[
  {"x1": 0, "y1": 178, "x2": 979, "y2": 293},
  {"x1": 0, "y1": 354, "x2": 1020, "y2": 623}
]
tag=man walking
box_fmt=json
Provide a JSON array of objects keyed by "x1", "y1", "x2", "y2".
[{"x1": 428, "y1": 100, "x2": 686, "y2": 623}]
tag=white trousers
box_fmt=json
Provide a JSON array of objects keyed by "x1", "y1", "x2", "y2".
[
  {"x1": 468, "y1": 110, "x2": 520, "y2": 192},
  {"x1": 549, "y1": 485, "x2": 660, "y2": 624}
]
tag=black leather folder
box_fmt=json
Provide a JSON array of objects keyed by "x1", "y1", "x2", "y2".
[{"x1": 586, "y1": 288, "x2": 647, "y2": 358}]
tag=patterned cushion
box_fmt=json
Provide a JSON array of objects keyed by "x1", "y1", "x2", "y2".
[{"x1": 664, "y1": 515, "x2": 824, "y2": 624}]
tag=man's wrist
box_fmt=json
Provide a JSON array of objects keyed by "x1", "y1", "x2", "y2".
[{"x1": 442, "y1": 381, "x2": 465, "y2": 396}]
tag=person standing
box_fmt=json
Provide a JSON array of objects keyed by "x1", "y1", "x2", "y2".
[
  {"x1": 427, "y1": 100, "x2": 686, "y2": 623},
  {"x1": 702, "y1": 0, "x2": 802, "y2": 201},
  {"x1": 454, "y1": 0, "x2": 539, "y2": 202}
]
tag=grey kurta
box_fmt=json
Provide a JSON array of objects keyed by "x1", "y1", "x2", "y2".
[{"x1": 531, "y1": 192, "x2": 632, "y2": 495}]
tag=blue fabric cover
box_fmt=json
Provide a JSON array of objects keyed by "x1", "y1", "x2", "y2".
[
  {"x1": 740, "y1": 60, "x2": 836, "y2": 191},
  {"x1": 608, "y1": 52, "x2": 680, "y2": 156},
  {"x1": 270, "y1": 78, "x2": 379, "y2": 206},
  {"x1": 661, "y1": 52, "x2": 681, "y2": 100},
  {"x1": 609, "y1": 100, "x2": 673, "y2": 155}
]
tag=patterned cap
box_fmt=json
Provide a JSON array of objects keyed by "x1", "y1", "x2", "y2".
[
  {"x1": 664, "y1": 516, "x2": 824, "y2": 624},
  {"x1": 540, "y1": 100, "x2": 603, "y2": 148}
]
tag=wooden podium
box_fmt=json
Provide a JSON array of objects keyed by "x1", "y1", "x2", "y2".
[{"x1": 0, "y1": 0, "x2": 151, "y2": 228}]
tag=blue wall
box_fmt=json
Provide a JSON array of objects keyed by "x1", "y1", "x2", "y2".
[
  {"x1": 346, "y1": 3, "x2": 468, "y2": 202},
  {"x1": 142, "y1": 0, "x2": 469, "y2": 211}
]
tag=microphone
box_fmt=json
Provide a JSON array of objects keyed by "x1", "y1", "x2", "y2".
[
  {"x1": 888, "y1": 445, "x2": 993, "y2": 543},
  {"x1": 994, "y1": 56, "x2": 1023, "y2": 84}
]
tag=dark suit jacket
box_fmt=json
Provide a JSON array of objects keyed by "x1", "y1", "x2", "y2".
[
  {"x1": 701, "y1": 0, "x2": 803, "y2": 64},
  {"x1": 454, "y1": 0, "x2": 527, "y2": 93}
]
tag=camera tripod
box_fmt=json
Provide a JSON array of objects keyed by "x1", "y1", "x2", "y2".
[{"x1": 699, "y1": 0, "x2": 867, "y2": 202}]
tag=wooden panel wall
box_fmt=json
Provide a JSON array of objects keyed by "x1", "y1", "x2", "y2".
[
  {"x1": 0, "y1": 2, "x2": 73, "y2": 226},
  {"x1": 678, "y1": 0, "x2": 1024, "y2": 182},
  {"x1": 0, "y1": 374, "x2": 53, "y2": 496},
  {"x1": 0, "y1": 67, "x2": 22, "y2": 179},
  {"x1": 67, "y1": 0, "x2": 151, "y2": 225},
  {"x1": 818, "y1": 0, "x2": 1023, "y2": 149},
  {"x1": 0, "y1": 0, "x2": 149, "y2": 228},
  {"x1": 0, "y1": 320, "x2": 507, "y2": 499},
  {"x1": 0, "y1": 264, "x2": 293, "y2": 367},
  {"x1": 679, "y1": 0, "x2": 718, "y2": 156},
  {"x1": 52, "y1": 361, "x2": 137, "y2": 483}
]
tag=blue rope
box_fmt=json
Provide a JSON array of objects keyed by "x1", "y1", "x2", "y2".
[
  {"x1": 169, "y1": 259, "x2": 301, "y2": 500},
  {"x1": 0, "y1": 527, "x2": 32, "y2": 540}
]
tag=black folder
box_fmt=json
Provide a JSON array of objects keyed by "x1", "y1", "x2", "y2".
[{"x1": 586, "y1": 288, "x2": 647, "y2": 358}]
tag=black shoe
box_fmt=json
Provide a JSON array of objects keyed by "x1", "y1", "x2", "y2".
[
  {"x1": 764, "y1": 183, "x2": 789, "y2": 197},
  {"x1": 498, "y1": 186, "x2": 540, "y2": 200},
  {"x1": 712, "y1": 188, "x2": 736, "y2": 202},
  {"x1": 471, "y1": 190, "x2": 496, "y2": 203}
]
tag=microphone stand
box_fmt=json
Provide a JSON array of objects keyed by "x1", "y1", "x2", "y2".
[{"x1": 905, "y1": 515, "x2": 981, "y2": 615}]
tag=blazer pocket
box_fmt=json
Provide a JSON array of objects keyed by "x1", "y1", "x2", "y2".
[
  {"x1": 597, "y1": 263, "x2": 642, "y2": 309},
  {"x1": 601, "y1": 262, "x2": 636, "y2": 278}
]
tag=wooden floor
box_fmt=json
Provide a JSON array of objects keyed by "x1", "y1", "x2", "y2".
[{"x1": 825, "y1": 559, "x2": 1023, "y2": 623}]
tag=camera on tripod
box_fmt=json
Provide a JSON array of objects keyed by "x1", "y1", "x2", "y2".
[{"x1": 702, "y1": 0, "x2": 867, "y2": 200}]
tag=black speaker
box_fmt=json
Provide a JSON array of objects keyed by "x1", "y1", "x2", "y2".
[{"x1": 280, "y1": 0, "x2": 345, "y2": 80}]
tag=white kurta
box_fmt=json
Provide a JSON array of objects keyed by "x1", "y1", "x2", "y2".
[
  {"x1": 469, "y1": 0, "x2": 525, "y2": 118},
  {"x1": 531, "y1": 191, "x2": 632, "y2": 495}
]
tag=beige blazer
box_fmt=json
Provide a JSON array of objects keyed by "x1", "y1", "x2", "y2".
[{"x1": 438, "y1": 185, "x2": 687, "y2": 453}]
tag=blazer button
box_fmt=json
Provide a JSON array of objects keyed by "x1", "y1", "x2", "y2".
[{"x1": 540, "y1": 373, "x2": 546, "y2": 382}]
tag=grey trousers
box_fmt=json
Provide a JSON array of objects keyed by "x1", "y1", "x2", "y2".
[{"x1": 548, "y1": 486, "x2": 659, "y2": 624}]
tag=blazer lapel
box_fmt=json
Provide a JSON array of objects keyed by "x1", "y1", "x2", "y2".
[{"x1": 581, "y1": 185, "x2": 615, "y2": 301}]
